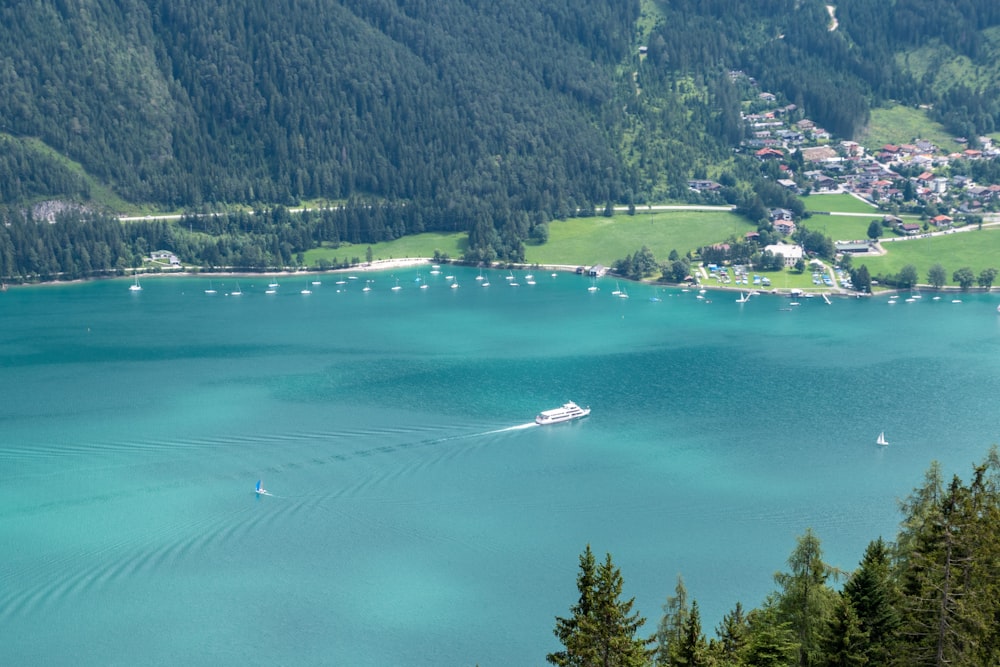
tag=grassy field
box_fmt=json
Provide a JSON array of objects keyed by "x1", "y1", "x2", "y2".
[
  {"x1": 300, "y1": 208, "x2": 1000, "y2": 290},
  {"x1": 858, "y1": 227, "x2": 1000, "y2": 286},
  {"x1": 526, "y1": 210, "x2": 747, "y2": 266},
  {"x1": 302, "y1": 231, "x2": 468, "y2": 266},
  {"x1": 858, "y1": 105, "x2": 963, "y2": 153},
  {"x1": 304, "y1": 210, "x2": 750, "y2": 268},
  {"x1": 801, "y1": 193, "x2": 879, "y2": 214}
]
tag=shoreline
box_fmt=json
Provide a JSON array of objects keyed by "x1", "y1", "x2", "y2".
[{"x1": 1, "y1": 257, "x2": 994, "y2": 298}]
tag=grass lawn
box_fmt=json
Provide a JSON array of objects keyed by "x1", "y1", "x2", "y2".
[
  {"x1": 859, "y1": 105, "x2": 963, "y2": 154},
  {"x1": 526, "y1": 210, "x2": 749, "y2": 266},
  {"x1": 303, "y1": 210, "x2": 751, "y2": 269},
  {"x1": 801, "y1": 193, "x2": 880, "y2": 214},
  {"x1": 857, "y1": 226, "x2": 1000, "y2": 286},
  {"x1": 302, "y1": 231, "x2": 468, "y2": 266}
]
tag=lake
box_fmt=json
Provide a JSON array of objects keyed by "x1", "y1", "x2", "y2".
[{"x1": 2, "y1": 268, "x2": 999, "y2": 665}]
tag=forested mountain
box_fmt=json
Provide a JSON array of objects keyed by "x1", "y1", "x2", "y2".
[{"x1": 3, "y1": 0, "x2": 1000, "y2": 275}]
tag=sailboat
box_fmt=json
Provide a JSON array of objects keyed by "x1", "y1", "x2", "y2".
[
  {"x1": 255, "y1": 479, "x2": 268, "y2": 495},
  {"x1": 736, "y1": 291, "x2": 750, "y2": 303},
  {"x1": 230, "y1": 281, "x2": 243, "y2": 296},
  {"x1": 129, "y1": 274, "x2": 142, "y2": 291},
  {"x1": 204, "y1": 280, "x2": 217, "y2": 295},
  {"x1": 876, "y1": 432, "x2": 889, "y2": 446}
]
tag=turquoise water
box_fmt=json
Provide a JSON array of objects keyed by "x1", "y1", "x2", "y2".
[{"x1": 2, "y1": 269, "x2": 999, "y2": 665}]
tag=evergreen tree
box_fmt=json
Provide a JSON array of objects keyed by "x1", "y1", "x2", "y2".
[
  {"x1": 745, "y1": 601, "x2": 799, "y2": 667},
  {"x1": 550, "y1": 545, "x2": 599, "y2": 666},
  {"x1": 549, "y1": 546, "x2": 653, "y2": 667},
  {"x1": 820, "y1": 596, "x2": 868, "y2": 667},
  {"x1": 841, "y1": 539, "x2": 900, "y2": 666},
  {"x1": 676, "y1": 600, "x2": 709, "y2": 667},
  {"x1": 712, "y1": 602, "x2": 750, "y2": 666}
]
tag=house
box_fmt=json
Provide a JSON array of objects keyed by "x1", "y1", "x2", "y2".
[
  {"x1": 755, "y1": 147, "x2": 784, "y2": 160},
  {"x1": 813, "y1": 175, "x2": 838, "y2": 192},
  {"x1": 900, "y1": 223, "x2": 921, "y2": 235},
  {"x1": 774, "y1": 220, "x2": 797, "y2": 236},
  {"x1": 930, "y1": 214, "x2": 953, "y2": 228},
  {"x1": 770, "y1": 208, "x2": 794, "y2": 222},
  {"x1": 588, "y1": 264, "x2": 607, "y2": 277},
  {"x1": 688, "y1": 179, "x2": 723, "y2": 192},
  {"x1": 150, "y1": 250, "x2": 181, "y2": 266},
  {"x1": 764, "y1": 243, "x2": 804, "y2": 267}
]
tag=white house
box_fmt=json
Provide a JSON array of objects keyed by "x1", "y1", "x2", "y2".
[{"x1": 764, "y1": 243, "x2": 804, "y2": 267}]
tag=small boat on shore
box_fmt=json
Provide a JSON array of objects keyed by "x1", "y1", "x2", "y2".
[{"x1": 535, "y1": 401, "x2": 591, "y2": 425}]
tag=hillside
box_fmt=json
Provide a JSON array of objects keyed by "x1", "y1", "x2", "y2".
[{"x1": 3, "y1": 0, "x2": 1000, "y2": 275}]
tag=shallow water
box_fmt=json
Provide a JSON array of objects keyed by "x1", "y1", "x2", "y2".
[{"x1": 2, "y1": 270, "x2": 999, "y2": 665}]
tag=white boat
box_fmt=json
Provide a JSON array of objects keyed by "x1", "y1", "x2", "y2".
[
  {"x1": 391, "y1": 278, "x2": 402, "y2": 291},
  {"x1": 736, "y1": 291, "x2": 750, "y2": 303},
  {"x1": 362, "y1": 280, "x2": 372, "y2": 292},
  {"x1": 268, "y1": 281, "x2": 279, "y2": 288},
  {"x1": 204, "y1": 280, "x2": 217, "y2": 294},
  {"x1": 129, "y1": 275, "x2": 142, "y2": 291},
  {"x1": 536, "y1": 401, "x2": 591, "y2": 425},
  {"x1": 876, "y1": 432, "x2": 888, "y2": 446},
  {"x1": 255, "y1": 479, "x2": 269, "y2": 495},
  {"x1": 231, "y1": 282, "x2": 243, "y2": 296}
]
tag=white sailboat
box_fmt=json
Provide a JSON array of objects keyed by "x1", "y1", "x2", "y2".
[
  {"x1": 129, "y1": 274, "x2": 142, "y2": 291},
  {"x1": 876, "y1": 432, "x2": 889, "y2": 446},
  {"x1": 231, "y1": 282, "x2": 243, "y2": 296},
  {"x1": 255, "y1": 479, "x2": 269, "y2": 495},
  {"x1": 204, "y1": 280, "x2": 217, "y2": 294}
]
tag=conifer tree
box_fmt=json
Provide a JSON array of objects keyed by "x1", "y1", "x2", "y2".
[
  {"x1": 548, "y1": 546, "x2": 653, "y2": 667},
  {"x1": 744, "y1": 601, "x2": 798, "y2": 667},
  {"x1": 676, "y1": 600, "x2": 709, "y2": 667},
  {"x1": 820, "y1": 596, "x2": 868, "y2": 667},
  {"x1": 712, "y1": 601, "x2": 750, "y2": 666},
  {"x1": 842, "y1": 538, "x2": 900, "y2": 666}
]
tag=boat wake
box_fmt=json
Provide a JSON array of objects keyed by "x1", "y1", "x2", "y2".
[{"x1": 480, "y1": 422, "x2": 538, "y2": 435}]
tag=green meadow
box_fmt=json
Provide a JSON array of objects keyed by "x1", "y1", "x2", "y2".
[
  {"x1": 304, "y1": 210, "x2": 750, "y2": 268},
  {"x1": 801, "y1": 193, "x2": 879, "y2": 214},
  {"x1": 857, "y1": 227, "x2": 1000, "y2": 286},
  {"x1": 302, "y1": 207, "x2": 1000, "y2": 290},
  {"x1": 859, "y1": 105, "x2": 964, "y2": 153}
]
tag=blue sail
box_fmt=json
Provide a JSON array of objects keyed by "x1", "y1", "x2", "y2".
[{"x1": 256, "y1": 480, "x2": 261, "y2": 492}]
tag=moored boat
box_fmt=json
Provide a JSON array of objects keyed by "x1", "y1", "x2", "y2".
[{"x1": 535, "y1": 401, "x2": 591, "y2": 425}]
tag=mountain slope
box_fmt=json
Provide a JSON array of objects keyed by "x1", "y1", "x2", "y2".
[{"x1": 0, "y1": 0, "x2": 637, "y2": 213}]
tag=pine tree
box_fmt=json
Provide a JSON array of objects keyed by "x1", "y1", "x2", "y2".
[
  {"x1": 548, "y1": 546, "x2": 654, "y2": 667},
  {"x1": 820, "y1": 596, "x2": 868, "y2": 667},
  {"x1": 713, "y1": 602, "x2": 750, "y2": 666},
  {"x1": 745, "y1": 601, "x2": 798, "y2": 667},
  {"x1": 676, "y1": 600, "x2": 709, "y2": 667},
  {"x1": 842, "y1": 538, "x2": 900, "y2": 666},
  {"x1": 549, "y1": 545, "x2": 599, "y2": 667}
]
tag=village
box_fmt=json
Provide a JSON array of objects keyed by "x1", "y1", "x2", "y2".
[{"x1": 690, "y1": 71, "x2": 1000, "y2": 240}]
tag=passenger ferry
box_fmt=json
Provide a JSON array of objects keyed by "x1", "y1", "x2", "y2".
[{"x1": 535, "y1": 401, "x2": 591, "y2": 425}]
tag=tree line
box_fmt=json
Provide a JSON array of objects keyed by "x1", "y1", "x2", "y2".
[{"x1": 547, "y1": 447, "x2": 1000, "y2": 666}]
